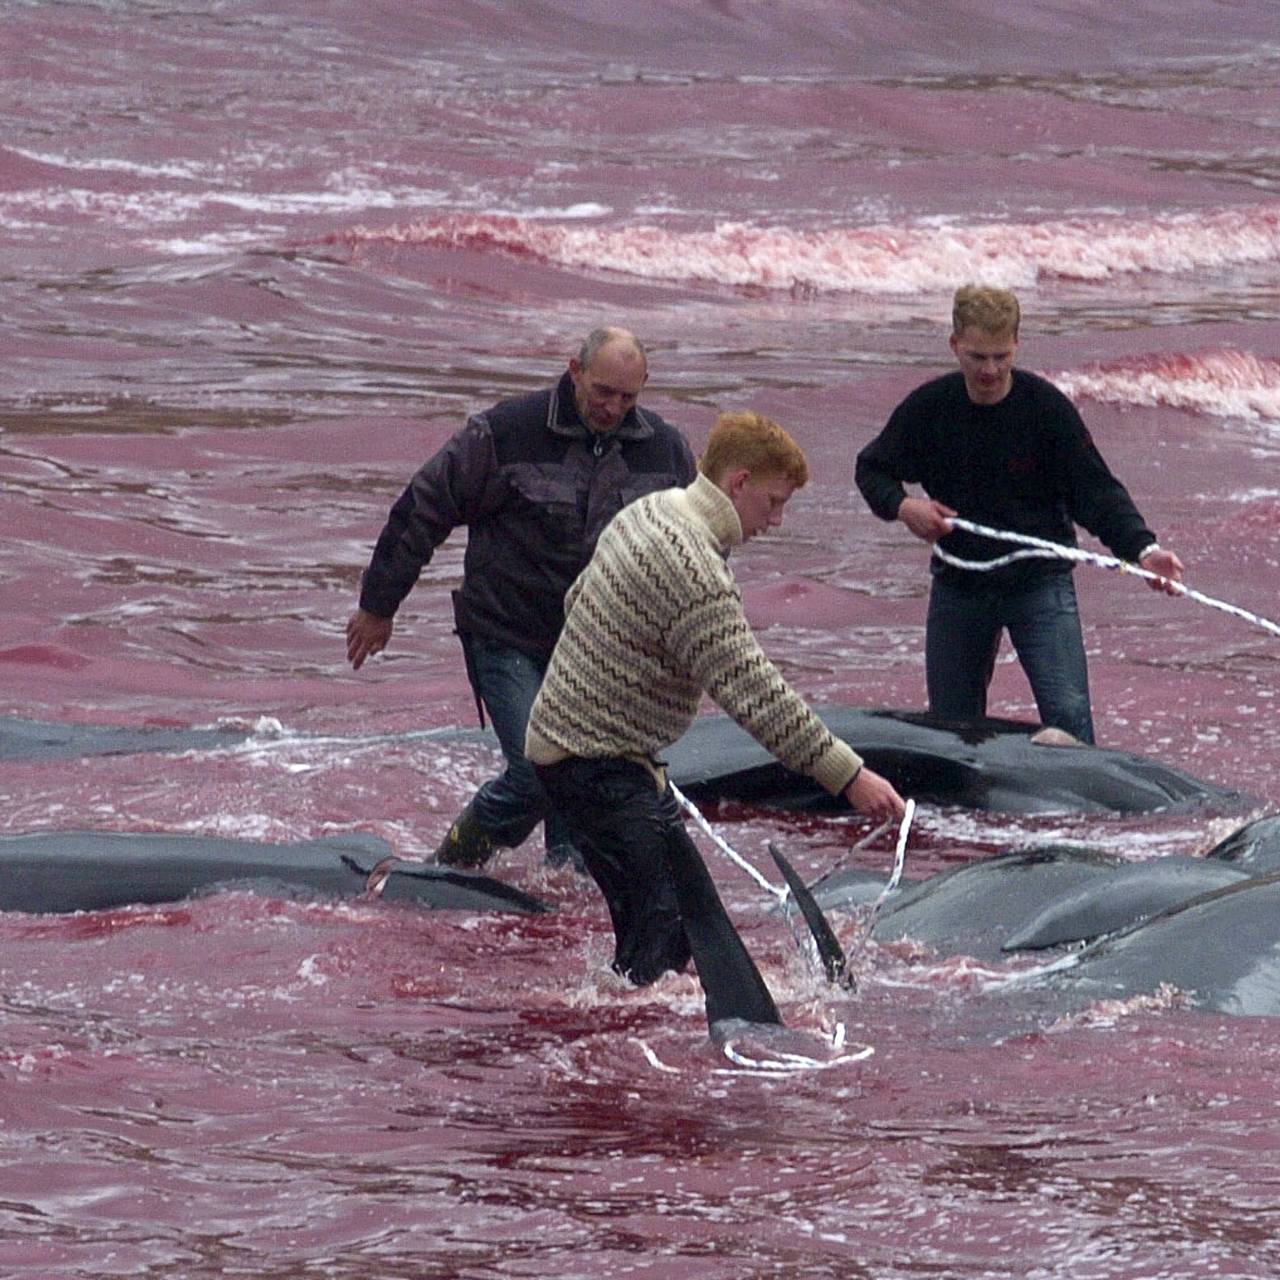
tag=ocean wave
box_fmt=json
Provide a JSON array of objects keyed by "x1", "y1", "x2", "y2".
[
  {"x1": 1054, "y1": 349, "x2": 1280, "y2": 426},
  {"x1": 339, "y1": 205, "x2": 1280, "y2": 296}
]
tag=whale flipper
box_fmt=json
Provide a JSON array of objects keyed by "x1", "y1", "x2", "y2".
[{"x1": 768, "y1": 843, "x2": 850, "y2": 988}]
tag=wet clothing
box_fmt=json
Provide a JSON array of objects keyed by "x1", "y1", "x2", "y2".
[
  {"x1": 536, "y1": 756, "x2": 780, "y2": 1028},
  {"x1": 359, "y1": 371, "x2": 695, "y2": 663},
  {"x1": 855, "y1": 367, "x2": 1159, "y2": 742},
  {"x1": 461, "y1": 635, "x2": 576, "y2": 857},
  {"x1": 358, "y1": 370, "x2": 694, "y2": 856},
  {"x1": 527, "y1": 473, "x2": 862, "y2": 1024},
  {"x1": 925, "y1": 572, "x2": 1095, "y2": 742}
]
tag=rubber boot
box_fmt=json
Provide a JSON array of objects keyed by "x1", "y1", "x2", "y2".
[{"x1": 433, "y1": 800, "x2": 497, "y2": 868}]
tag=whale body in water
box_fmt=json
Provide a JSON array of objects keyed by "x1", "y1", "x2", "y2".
[
  {"x1": 666, "y1": 707, "x2": 1251, "y2": 816},
  {"x1": 0, "y1": 831, "x2": 550, "y2": 916}
]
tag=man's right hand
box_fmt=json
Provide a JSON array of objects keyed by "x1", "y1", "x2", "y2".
[
  {"x1": 897, "y1": 495, "x2": 956, "y2": 544},
  {"x1": 346, "y1": 608, "x2": 393, "y2": 670},
  {"x1": 844, "y1": 767, "x2": 907, "y2": 823}
]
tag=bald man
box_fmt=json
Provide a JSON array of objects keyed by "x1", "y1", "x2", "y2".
[{"x1": 347, "y1": 328, "x2": 696, "y2": 868}]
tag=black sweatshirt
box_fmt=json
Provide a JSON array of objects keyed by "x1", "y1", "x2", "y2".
[{"x1": 855, "y1": 369, "x2": 1156, "y2": 588}]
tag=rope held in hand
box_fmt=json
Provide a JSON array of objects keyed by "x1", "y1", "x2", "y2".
[{"x1": 935, "y1": 516, "x2": 1280, "y2": 642}]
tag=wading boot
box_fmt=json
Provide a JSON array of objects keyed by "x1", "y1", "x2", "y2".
[{"x1": 434, "y1": 801, "x2": 497, "y2": 868}]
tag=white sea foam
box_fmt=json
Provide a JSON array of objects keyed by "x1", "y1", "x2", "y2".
[
  {"x1": 1054, "y1": 349, "x2": 1280, "y2": 427},
  {"x1": 11, "y1": 147, "x2": 208, "y2": 181},
  {"x1": 345, "y1": 204, "x2": 1280, "y2": 295}
]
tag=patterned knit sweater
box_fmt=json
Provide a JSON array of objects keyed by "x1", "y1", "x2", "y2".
[{"x1": 525, "y1": 472, "x2": 862, "y2": 797}]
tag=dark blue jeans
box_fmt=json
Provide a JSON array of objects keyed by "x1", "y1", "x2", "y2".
[
  {"x1": 464, "y1": 636, "x2": 576, "y2": 857},
  {"x1": 925, "y1": 572, "x2": 1096, "y2": 744}
]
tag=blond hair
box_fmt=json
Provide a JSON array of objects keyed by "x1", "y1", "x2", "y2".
[
  {"x1": 699, "y1": 410, "x2": 808, "y2": 487},
  {"x1": 952, "y1": 285, "x2": 1020, "y2": 337}
]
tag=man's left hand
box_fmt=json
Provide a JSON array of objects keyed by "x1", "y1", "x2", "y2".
[{"x1": 1139, "y1": 547, "x2": 1185, "y2": 596}]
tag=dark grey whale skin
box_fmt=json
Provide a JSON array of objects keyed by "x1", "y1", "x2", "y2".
[
  {"x1": 0, "y1": 718, "x2": 550, "y2": 915},
  {"x1": 0, "y1": 831, "x2": 550, "y2": 916},
  {"x1": 864, "y1": 847, "x2": 1124, "y2": 961},
  {"x1": 1000, "y1": 857, "x2": 1249, "y2": 951},
  {"x1": 795, "y1": 825, "x2": 1280, "y2": 1018},
  {"x1": 3, "y1": 708, "x2": 1247, "y2": 816},
  {"x1": 0, "y1": 716, "x2": 251, "y2": 761},
  {"x1": 1205, "y1": 814, "x2": 1280, "y2": 874},
  {"x1": 1041, "y1": 871, "x2": 1280, "y2": 1018},
  {"x1": 665, "y1": 707, "x2": 1251, "y2": 816}
]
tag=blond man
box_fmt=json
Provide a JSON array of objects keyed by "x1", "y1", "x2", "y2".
[
  {"x1": 527, "y1": 410, "x2": 904, "y2": 1028},
  {"x1": 856, "y1": 285, "x2": 1183, "y2": 744}
]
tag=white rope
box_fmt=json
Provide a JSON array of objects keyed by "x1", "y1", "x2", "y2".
[
  {"x1": 807, "y1": 819, "x2": 892, "y2": 893},
  {"x1": 938, "y1": 517, "x2": 1280, "y2": 641},
  {"x1": 670, "y1": 781, "x2": 786, "y2": 901},
  {"x1": 719, "y1": 1037, "x2": 875, "y2": 1072},
  {"x1": 867, "y1": 798, "x2": 914, "y2": 923},
  {"x1": 843, "y1": 799, "x2": 915, "y2": 971},
  {"x1": 634, "y1": 1028, "x2": 875, "y2": 1075}
]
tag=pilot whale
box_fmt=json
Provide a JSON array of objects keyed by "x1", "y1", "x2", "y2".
[
  {"x1": 0, "y1": 715, "x2": 250, "y2": 760},
  {"x1": 667, "y1": 707, "x2": 1250, "y2": 816},
  {"x1": 1039, "y1": 871, "x2": 1280, "y2": 1017},
  {"x1": 1204, "y1": 813, "x2": 1280, "y2": 873},
  {"x1": 5, "y1": 709, "x2": 1247, "y2": 818},
  {"x1": 1000, "y1": 857, "x2": 1249, "y2": 951},
  {"x1": 778, "y1": 815, "x2": 1280, "y2": 1018},
  {"x1": 0, "y1": 831, "x2": 550, "y2": 916}
]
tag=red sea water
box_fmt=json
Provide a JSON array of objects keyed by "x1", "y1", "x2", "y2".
[{"x1": 3, "y1": 3, "x2": 1280, "y2": 1275}]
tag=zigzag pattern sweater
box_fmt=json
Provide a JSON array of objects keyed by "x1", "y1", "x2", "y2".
[{"x1": 525, "y1": 472, "x2": 862, "y2": 797}]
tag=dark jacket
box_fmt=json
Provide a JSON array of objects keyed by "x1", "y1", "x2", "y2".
[
  {"x1": 359, "y1": 371, "x2": 696, "y2": 661},
  {"x1": 855, "y1": 368, "x2": 1156, "y2": 588}
]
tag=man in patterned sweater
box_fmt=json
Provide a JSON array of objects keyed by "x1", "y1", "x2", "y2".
[{"x1": 526, "y1": 410, "x2": 905, "y2": 1028}]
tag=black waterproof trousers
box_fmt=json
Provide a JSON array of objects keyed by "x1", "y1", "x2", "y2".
[{"x1": 536, "y1": 756, "x2": 781, "y2": 1028}]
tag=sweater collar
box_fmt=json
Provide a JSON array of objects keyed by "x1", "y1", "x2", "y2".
[{"x1": 681, "y1": 471, "x2": 743, "y2": 551}]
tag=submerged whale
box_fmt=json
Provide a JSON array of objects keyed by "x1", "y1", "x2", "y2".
[
  {"x1": 781, "y1": 815, "x2": 1280, "y2": 1017},
  {"x1": 1000, "y1": 857, "x2": 1249, "y2": 951},
  {"x1": 5, "y1": 709, "x2": 1247, "y2": 818},
  {"x1": 1204, "y1": 813, "x2": 1280, "y2": 874},
  {"x1": 865, "y1": 847, "x2": 1124, "y2": 961},
  {"x1": 1040, "y1": 872, "x2": 1280, "y2": 1017},
  {"x1": 0, "y1": 716, "x2": 250, "y2": 760},
  {"x1": 667, "y1": 707, "x2": 1250, "y2": 815},
  {"x1": 0, "y1": 831, "x2": 550, "y2": 916}
]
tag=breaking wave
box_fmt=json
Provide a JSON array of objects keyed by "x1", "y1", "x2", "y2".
[
  {"x1": 340, "y1": 204, "x2": 1280, "y2": 296},
  {"x1": 1054, "y1": 349, "x2": 1280, "y2": 426}
]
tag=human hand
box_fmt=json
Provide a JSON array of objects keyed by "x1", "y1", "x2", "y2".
[
  {"x1": 897, "y1": 496, "x2": 956, "y2": 544},
  {"x1": 1139, "y1": 547, "x2": 1185, "y2": 596},
  {"x1": 843, "y1": 767, "x2": 907, "y2": 823},
  {"x1": 346, "y1": 608, "x2": 394, "y2": 669}
]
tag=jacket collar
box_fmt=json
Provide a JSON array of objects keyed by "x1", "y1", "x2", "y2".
[{"x1": 547, "y1": 370, "x2": 656, "y2": 441}]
